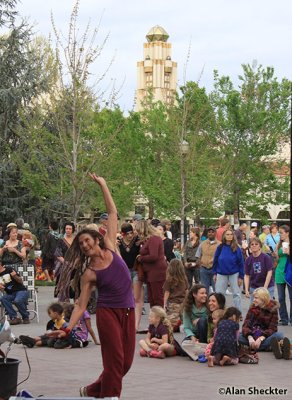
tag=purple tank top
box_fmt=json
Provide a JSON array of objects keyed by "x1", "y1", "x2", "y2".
[{"x1": 94, "y1": 250, "x2": 135, "y2": 308}]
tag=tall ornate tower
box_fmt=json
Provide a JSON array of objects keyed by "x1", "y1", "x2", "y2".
[{"x1": 135, "y1": 25, "x2": 178, "y2": 112}]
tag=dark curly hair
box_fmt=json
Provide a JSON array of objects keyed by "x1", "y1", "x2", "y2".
[
  {"x1": 183, "y1": 284, "x2": 207, "y2": 317},
  {"x1": 57, "y1": 228, "x2": 105, "y2": 300}
]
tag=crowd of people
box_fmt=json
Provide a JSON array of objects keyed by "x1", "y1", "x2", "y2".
[{"x1": 1, "y1": 178, "x2": 292, "y2": 399}]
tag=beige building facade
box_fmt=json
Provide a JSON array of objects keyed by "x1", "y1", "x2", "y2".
[{"x1": 135, "y1": 25, "x2": 177, "y2": 112}]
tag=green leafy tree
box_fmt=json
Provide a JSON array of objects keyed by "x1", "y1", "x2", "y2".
[
  {"x1": 210, "y1": 62, "x2": 291, "y2": 220},
  {"x1": 0, "y1": 1, "x2": 57, "y2": 223},
  {"x1": 132, "y1": 84, "x2": 219, "y2": 222}
]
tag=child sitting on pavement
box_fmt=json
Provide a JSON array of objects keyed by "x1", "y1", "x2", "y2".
[
  {"x1": 139, "y1": 306, "x2": 179, "y2": 358},
  {"x1": 208, "y1": 307, "x2": 241, "y2": 367},
  {"x1": 271, "y1": 336, "x2": 292, "y2": 360},
  {"x1": 204, "y1": 309, "x2": 225, "y2": 359},
  {"x1": 64, "y1": 302, "x2": 99, "y2": 347},
  {"x1": 19, "y1": 302, "x2": 71, "y2": 349}
]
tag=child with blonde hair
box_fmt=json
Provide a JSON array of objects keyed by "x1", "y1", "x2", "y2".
[
  {"x1": 208, "y1": 307, "x2": 241, "y2": 367},
  {"x1": 139, "y1": 306, "x2": 178, "y2": 358},
  {"x1": 205, "y1": 309, "x2": 225, "y2": 362},
  {"x1": 163, "y1": 259, "x2": 188, "y2": 331}
]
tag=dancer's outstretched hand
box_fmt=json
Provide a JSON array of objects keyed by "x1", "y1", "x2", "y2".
[{"x1": 88, "y1": 173, "x2": 106, "y2": 186}]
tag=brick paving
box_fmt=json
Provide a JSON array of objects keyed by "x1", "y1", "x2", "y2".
[{"x1": 3, "y1": 286, "x2": 292, "y2": 399}]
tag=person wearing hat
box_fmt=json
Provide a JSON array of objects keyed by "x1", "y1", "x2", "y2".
[
  {"x1": 132, "y1": 214, "x2": 143, "y2": 222},
  {"x1": 195, "y1": 227, "x2": 220, "y2": 295},
  {"x1": 0, "y1": 259, "x2": 30, "y2": 324},
  {"x1": 98, "y1": 213, "x2": 108, "y2": 236}
]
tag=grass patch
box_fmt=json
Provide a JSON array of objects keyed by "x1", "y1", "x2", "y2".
[{"x1": 35, "y1": 280, "x2": 56, "y2": 286}]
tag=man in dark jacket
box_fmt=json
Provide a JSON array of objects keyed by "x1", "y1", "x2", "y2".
[{"x1": 0, "y1": 261, "x2": 30, "y2": 325}]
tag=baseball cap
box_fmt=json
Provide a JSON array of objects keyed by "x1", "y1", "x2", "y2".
[
  {"x1": 207, "y1": 226, "x2": 217, "y2": 232},
  {"x1": 132, "y1": 214, "x2": 143, "y2": 221},
  {"x1": 7, "y1": 223, "x2": 17, "y2": 229},
  {"x1": 99, "y1": 213, "x2": 108, "y2": 220},
  {"x1": 23, "y1": 223, "x2": 30, "y2": 230},
  {"x1": 251, "y1": 222, "x2": 258, "y2": 227}
]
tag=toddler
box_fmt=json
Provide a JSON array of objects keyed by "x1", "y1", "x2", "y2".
[
  {"x1": 208, "y1": 307, "x2": 241, "y2": 367},
  {"x1": 205, "y1": 309, "x2": 225, "y2": 360},
  {"x1": 139, "y1": 306, "x2": 178, "y2": 358},
  {"x1": 19, "y1": 302, "x2": 70, "y2": 349},
  {"x1": 64, "y1": 302, "x2": 99, "y2": 347}
]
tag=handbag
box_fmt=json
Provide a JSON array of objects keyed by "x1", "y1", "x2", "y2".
[{"x1": 133, "y1": 258, "x2": 145, "y2": 282}]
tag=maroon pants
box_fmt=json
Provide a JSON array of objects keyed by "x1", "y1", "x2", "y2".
[
  {"x1": 86, "y1": 307, "x2": 135, "y2": 398},
  {"x1": 147, "y1": 280, "x2": 164, "y2": 307}
]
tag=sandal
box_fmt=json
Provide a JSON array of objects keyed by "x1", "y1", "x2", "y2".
[{"x1": 79, "y1": 387, "x2": 87, "y2": 397}]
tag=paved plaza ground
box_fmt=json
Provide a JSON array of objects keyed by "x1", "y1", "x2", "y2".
[{"x1": 2, "y1": 286, "x2": 292, "y2": 400}]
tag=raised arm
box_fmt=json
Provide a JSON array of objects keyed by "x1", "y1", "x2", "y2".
[{"x1": 89, "y1": 173, "x2": 118, "y2": 251}]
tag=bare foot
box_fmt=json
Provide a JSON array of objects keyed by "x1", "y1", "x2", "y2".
[
  {"x1": 208, "y1": 355, "x2": 214, "y2": 367},
  {"x1": 220, "y1": 355, "x2": 231, "y2": 366}
]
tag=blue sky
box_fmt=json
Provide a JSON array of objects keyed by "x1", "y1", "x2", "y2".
[{"x1": 17, "y1": 0, "x2": 292, "y2": 112}]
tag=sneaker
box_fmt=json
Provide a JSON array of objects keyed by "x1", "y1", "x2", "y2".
[
  {"x1": 282, "y1": 337, "x2": 291, "y2": 360},
  {"x1": 270, "y1": 337, "x2": 282, "y2": 359},
  {"x1": 139, "y1": 349, "x2": 148, "y2": 357},
  {"x1": 197, "y1": 354, "x2": 208, "y2": 363},
  {"x1": 225, "y1": 289, "x2": 232, "y2": 295},
  {"x1": 22, "y1": 319, "x2": 30, "y2": 324},
  {"x1": 9, "y1": 318, "x2": 22, "y2": 325},
  {"x1": 278, "y1": 321, "x2": 288, "y2": 326},
  {"x1": 149, "y1": 350, "x2": 166, "y2": 359},
  {"x1": 19, "y1": 335, "x2": 36, "y2": 348}
]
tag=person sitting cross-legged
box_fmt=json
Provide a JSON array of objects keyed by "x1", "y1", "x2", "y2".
[
  {"x1": 239, "y1": 287, "x2": 283, "y2": 351},
  {"x1": 0, "y1": 260, "x2": 30, "y2": 325}
]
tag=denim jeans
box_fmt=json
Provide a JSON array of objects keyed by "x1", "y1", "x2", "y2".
[
  {"x1": 238, "y1": 331, "x2": 284, "y2": 351},
  {"x1": 249, "y1": 286, "x2": 275, "y2": 305},
  {"x1": 215, "y1": 273, "x2": 242, "y2": 312},
  {"x1": 200, "y1": 267, "x2": 215, "y2": 295},
  {"x1": 277, "y1": 283, "x2": 292, "y2": 324},
  {"x1": 0, "y1": 290, "x2": 29, "y2": 320},
  {"x1": 196, "y1": 317, "x2": 208, "y2": 343}
]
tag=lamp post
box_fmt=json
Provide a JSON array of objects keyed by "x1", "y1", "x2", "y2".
[{"x1": 180, "y1": 139, "x2": 189, "y2": 246}]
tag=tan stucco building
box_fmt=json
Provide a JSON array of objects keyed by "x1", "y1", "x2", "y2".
[{"x1": 135, "y1": 25, "x2": 177, "y2": 111}]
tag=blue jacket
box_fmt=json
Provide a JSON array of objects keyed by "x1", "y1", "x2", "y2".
[{"x1": 212, "y1": 244, "x2": 244, "y2": 279}]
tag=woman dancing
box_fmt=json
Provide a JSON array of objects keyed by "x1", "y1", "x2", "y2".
[{"x1": 50, "y1": 174, "x2": 135, "y2": 399}]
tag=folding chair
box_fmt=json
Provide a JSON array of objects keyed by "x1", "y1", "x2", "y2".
[{"x1": 17, "y1": 263, "x2": 39, "y2": 323}]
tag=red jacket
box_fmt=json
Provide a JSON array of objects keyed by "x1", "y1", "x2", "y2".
[
  {"x1": 242, "y1": 300, "x2": 279, "y2": 338},
  {"x1": 139, "y1": 236, "x2": 167, "y2": 283}
]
